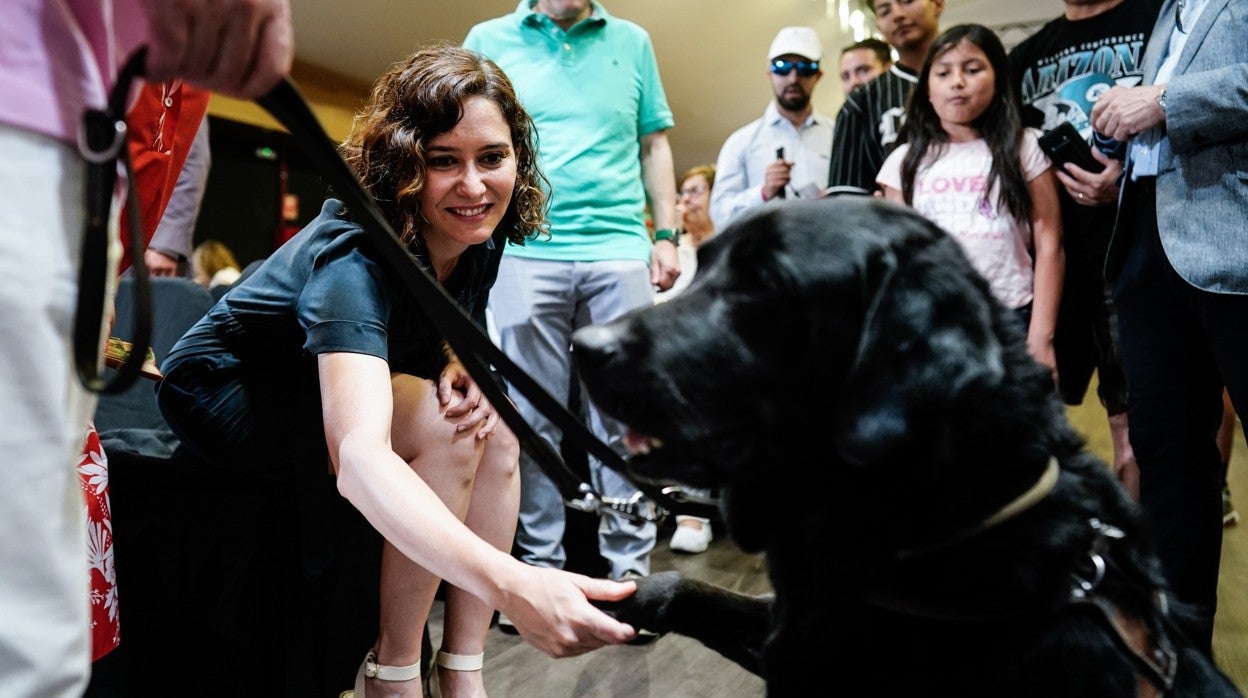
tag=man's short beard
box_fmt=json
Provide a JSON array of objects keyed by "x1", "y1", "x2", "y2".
[{"x1": 778, "y1": 91, "x2": 811, "y2": 111}]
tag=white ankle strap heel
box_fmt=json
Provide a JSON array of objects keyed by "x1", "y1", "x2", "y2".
[
  {"x1": 339, "y1": 649, "x2": 422, "y2": 698},
  {"x1": 436, "y1": 650, "x2": 484, "y2": 671},
  {"x1": 427, "y1": 650, "x2": 485, "y2": 697},
  {"x1": 365, "y1": 649, "x2": 422, "y2": 681}
]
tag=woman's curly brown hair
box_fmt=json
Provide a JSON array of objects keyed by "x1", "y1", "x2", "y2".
[{"x1": 340, "y1": 43, "x2": 548, "y2": 246}]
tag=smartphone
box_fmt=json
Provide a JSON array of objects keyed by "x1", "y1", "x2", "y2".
[{"x1": 1038, "y1": 121, "x2": 1105, "y2": 174}]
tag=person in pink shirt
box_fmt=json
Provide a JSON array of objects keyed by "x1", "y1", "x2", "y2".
[
  {"x1": 0, "y1": 2, "x2": 291, "y2": 694},
  {"x1": 876, "y1": 23, "x2": 1064, "y2": 376}
]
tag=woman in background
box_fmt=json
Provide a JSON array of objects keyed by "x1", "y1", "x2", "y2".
[
  {"x1": 190, "y1": 239, "x2": 242, "y2": 289},
  {"x1": 655, "y1": 165, "x2": 715, "y2": 302}
]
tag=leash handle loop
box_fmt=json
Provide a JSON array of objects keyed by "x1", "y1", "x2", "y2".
[
  {"x1": 74, "y1": 48, "x2": 153, "y2": 395},
  {"x1": 77, "y1": 117, "x2": 127, "y2": 164}
]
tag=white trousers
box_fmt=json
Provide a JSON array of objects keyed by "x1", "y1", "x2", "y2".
[{"x1": 0, "y1": 123, "x2": 96, "y2": 698}]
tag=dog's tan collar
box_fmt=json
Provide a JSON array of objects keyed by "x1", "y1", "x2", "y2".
[
  {"x1": 978, "y1": 457, "x2": 1061, "y2": 531},
  {"x1": 896, "y1": 457, "x2": 1060, "y2": 561}
]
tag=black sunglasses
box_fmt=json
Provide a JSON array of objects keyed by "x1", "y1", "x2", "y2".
[{"x1": 770, "y1": 59, "x2": 820, "y2": 77}]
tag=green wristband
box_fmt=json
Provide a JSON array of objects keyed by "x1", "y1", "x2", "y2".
[{"x1": 653, "y1": 228, "x2": 681, "y2": 246}]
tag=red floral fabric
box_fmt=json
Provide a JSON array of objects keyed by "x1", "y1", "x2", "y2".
[{"x1": 79, "y1": 422, "x2": 119, "y2": 660}]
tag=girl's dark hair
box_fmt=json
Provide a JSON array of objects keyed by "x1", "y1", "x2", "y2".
[
  {"x1": 340, "y1": 43, "x2": 548, "y2": 246},
  {"x1": 899, "y1": 24, "x2": 1032, "y2": 226}
]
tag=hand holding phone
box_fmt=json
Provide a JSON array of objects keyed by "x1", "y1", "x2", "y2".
[{"x1": 1038, "y1": 122, "x2": 1105, "y2": 174}]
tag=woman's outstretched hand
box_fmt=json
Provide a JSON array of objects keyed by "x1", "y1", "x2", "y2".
[{"x1": 499, "y1": 567, "x2": 638, "y2": 657}]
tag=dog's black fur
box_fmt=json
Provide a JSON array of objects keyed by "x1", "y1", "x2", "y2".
[{"x1": 573, "y1": 199, "x2": 1240, "y2": 697}]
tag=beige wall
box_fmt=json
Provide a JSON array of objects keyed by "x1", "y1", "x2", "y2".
[{"x1": 206, "y1": 61, "x2": 370, "y2": 141}]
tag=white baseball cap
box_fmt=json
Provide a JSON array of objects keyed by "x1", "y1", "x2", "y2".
[{"x1": 768, "y1": 27, "x2": 823, "y2": 62}]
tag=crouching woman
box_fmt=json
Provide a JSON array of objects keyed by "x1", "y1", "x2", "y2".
[{"x1": 157, "y1": 44, "x2": 638, "y2": 697}]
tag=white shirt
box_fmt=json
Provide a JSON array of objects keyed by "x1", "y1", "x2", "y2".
[
  {"x1": 710, "y1": 101, "x2": 833, "y2": 228},
  {"x1": 1130, "y1": 0, "x2": 1211, "y2": 177}
]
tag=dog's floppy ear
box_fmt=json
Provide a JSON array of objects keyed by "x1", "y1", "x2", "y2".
[{"x1": 834, "y1": 239, "x2": 1005, "y2": 467}]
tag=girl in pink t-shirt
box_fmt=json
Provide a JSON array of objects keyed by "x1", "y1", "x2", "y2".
[{"x1": 877, "y1": 24, "x2": 1063, "y2": 375}]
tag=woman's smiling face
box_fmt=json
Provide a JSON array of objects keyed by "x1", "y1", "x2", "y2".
[{"x1": 419, "y1": 96, "x2": 517, "y2": 250}]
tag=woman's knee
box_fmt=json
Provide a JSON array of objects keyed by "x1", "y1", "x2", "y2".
[
  {"x1": 484, "y1": 424, "x2": 519, "y2": 466},
  {"x1": 479, "y1": 424, "x2": 520, "y2": 480},
  {"x1": 391, "y1": 374, "x2": 483, "y2": 473}
]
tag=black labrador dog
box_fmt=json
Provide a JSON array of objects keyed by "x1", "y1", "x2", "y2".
[{"x1": 572, "y1": 199, "x2": 1240, "y2": 697}]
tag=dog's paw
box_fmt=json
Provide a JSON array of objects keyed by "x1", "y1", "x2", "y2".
[{"x1": 594, "y1": 570, "x2": 684, "y2": 632}]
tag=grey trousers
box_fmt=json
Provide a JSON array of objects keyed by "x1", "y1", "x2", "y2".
[{"x1": 489, "y1": 255, "x2": 656, "y2": 579}]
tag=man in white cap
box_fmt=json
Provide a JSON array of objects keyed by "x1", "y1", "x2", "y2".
[{"x1": 710, "y1": 26, "x2": 833, "y2": 227}]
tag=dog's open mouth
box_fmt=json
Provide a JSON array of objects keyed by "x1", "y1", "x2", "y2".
[
  {"x1": 623, "y1": 427, "x2": 664, "y2": 456},
  {"x1": 619, "y1": 424, "x2": 712, "y2": 487},
  {"x1": 622, "y1": 426, "x2": 681, "y2": 482}
]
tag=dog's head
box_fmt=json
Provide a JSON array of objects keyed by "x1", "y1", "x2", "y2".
[{"x1": 573, "y1": 198, "x2": 1053, "y2": 551}]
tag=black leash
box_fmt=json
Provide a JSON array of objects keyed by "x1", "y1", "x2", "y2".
[
  {"x1": 257, "y1": 78, "x2": 720, "y2": 524},
  {"x1": 256, "y1": 77, "x2": 718, "y2": 524},
  {"x1": 74, "y1": 50, "x2": 153, "y2": 394}
]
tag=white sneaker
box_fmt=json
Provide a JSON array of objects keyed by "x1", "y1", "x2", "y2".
[{"x1": 669, "y1": 517, "x2": 712, "y2": 554}]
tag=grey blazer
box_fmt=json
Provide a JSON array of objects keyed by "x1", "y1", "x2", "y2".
[{"x1": 1128, "y1": 0, "x2": 1248, "y2": 294}]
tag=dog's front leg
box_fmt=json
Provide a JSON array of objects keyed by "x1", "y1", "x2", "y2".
[{"x1": 596, "y1": 570, "x2": 772, "y2": 674}]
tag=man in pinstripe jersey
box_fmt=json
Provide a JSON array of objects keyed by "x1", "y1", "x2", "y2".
[{"x1": 826, "y1": 0, "x2": 944, "y2": 195}]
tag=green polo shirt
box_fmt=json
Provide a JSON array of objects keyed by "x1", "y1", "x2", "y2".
[{"x1": 464, "y1": 1, "x2": 674, "y2": 263}]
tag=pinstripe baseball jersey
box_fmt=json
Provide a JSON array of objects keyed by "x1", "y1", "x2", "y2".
[{"x1": 826, "y1": 64, "x2": 918, "y2": 195}]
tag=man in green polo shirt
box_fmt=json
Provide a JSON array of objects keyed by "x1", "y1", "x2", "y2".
[{"x1": 464, "y1": 0, "x2": 679, "y2": 606}]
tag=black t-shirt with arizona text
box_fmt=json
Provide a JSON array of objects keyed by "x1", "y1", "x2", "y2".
[{"x1": 1008, "y1": 0, "x2": 1163, "y2": 261}]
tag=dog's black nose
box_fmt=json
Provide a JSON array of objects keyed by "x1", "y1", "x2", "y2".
[{"x1": 571, "y1": 325, "x2": 621, "y2": 369}]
